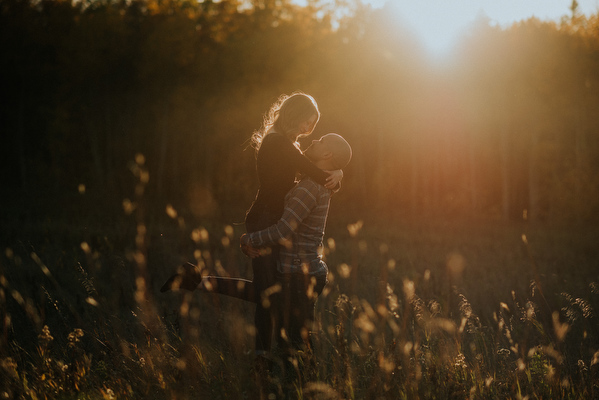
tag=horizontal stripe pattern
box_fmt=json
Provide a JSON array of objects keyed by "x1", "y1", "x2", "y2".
[{"x1": 247, "y1": 178, "x2": 331, "y2": 274}]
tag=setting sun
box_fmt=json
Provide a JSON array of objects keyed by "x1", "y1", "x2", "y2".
[{"x1": 359, "y1": 0, "x2": 598, "y2": 57}]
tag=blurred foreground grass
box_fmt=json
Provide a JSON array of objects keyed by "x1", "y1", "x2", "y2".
[{"x1": 0, "y1": 214, "x2": 598, "y2": 399}]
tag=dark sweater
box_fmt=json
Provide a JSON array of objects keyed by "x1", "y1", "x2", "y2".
[{"x1": 245, "y1": 132, "x2": 329, "y2": 231}]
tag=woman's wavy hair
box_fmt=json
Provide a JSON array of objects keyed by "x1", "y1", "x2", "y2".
[{"x1": 250, "y1": 92, "x2": 320, "y2": 150}]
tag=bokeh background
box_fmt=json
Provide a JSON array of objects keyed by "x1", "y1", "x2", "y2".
[
  {"x1": 2, "y1": 0, "x2": 599, "y2": 227},
  {"x1": 1, "y1": 1, "x2": 599, "y2": 398}
]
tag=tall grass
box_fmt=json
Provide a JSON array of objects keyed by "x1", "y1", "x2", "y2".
[{"x1": 1, "y1": 166, "x2": 598, "y2": 399}]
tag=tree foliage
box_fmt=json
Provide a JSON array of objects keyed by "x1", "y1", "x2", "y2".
[{"x1": 1, "y1": 0, "x2": 599, "y2": 225}]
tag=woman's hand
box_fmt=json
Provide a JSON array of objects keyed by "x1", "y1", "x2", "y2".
[
  {"x1": 240, "y1": 234, "x2": 261, "y2": 258},
  {"x1": 325, "y1": 169, "x2": 343, "y2": 189}
]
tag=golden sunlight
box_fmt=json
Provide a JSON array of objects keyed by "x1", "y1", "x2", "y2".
[
  {"x1": 379, "y1": 0, "x2": 596, "y2": 58},
  {"x1": 327, "y1": 0, "x2": 598, "y2": 58}
]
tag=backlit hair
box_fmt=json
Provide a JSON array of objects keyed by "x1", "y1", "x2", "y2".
[{"x1": 251, "y1": 92, "x2": 320, "y2": 150}]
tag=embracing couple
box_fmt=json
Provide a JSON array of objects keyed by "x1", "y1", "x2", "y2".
[{"x1": 161, "y1": 92, "x2": 352, "y2": 388}]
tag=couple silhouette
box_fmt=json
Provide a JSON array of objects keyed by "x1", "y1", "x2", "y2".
[{"x1": 161, "y1": 92, "x2": 352, "y2": 390}]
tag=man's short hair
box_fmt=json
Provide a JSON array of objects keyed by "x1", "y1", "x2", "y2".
[{"x1": 323, "y1": 133, "x2": 352, "y2": 169}]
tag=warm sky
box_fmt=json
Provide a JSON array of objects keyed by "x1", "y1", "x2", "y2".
[{"x1": 318, "y1": 0, "x2": 599, "y2": 57}]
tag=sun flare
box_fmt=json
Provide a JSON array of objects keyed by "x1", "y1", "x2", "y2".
[
  {"x1": 360, "y1": 0, "x2": 598, "y2": 59},
  {"x1": 384, "y1": 1, "x2": 478, "y2": 59}
]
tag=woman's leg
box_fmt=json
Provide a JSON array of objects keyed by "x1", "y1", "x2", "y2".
[
  {"x1": 160, "y1": 263, "x2": 257, "y2": 301},
  {"x1": 200, "y1": 276, "x2": 256, "y2": 302}
]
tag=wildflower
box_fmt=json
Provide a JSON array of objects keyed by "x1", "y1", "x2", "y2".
[
  {"x1": 1, "y1": 357, "x2": 18, "y2": 379},
  {"x1": 458, "y1": 294, "x2": 481, "y2": 333},
  {"x1": 428, "y1": 300, "x2": 441, "y2": 316},
  {"x1": 546, "y1": 364, "x2": 556, "y2": 379},
  {"x1": 497, "y1": 348, "x2": 511, "y2": 357},
  {"x1": 354, "y1": 312, "x2": 375, "y2": 333},
  {"x1": 347, "y1": 220, "x2": 363, "y2": 237},
  {"x1": 102, "y1": 388, "x2": 116, "y2": 400},
  {"x1": 38, "y1": 325, "x2": 53, "y2": 347},
  {"x1": 303, "y1": 382, "x2": 338, "y2": 399},
  {"x1": 524, "y1": 301, "x2": 536, "y2": 321},
  {"x1": 379, "y1": 353, "x2": 395, "y2": 373},
  {"x1": 454, "y1": 353, "x2": 467, "y2": 369},
  {"x1": 574, "y1": 298, "x2": 593, "y2": 319},
  {"x1": 387, "y1": 285, "x2": 399, "y2": 313},
  {"x1": 68, "y1": 329, "x2": 84, "y2": 346},
  {"x1": 411, "y1": 295, "x2": 426, "y2": 324},
  {"x1": 337, "y1": 263, "x2": 351, "y2": 279},
  {"x1": 403, "y1": 279, "x2": 415, "y2": 301},
  {"x1": 552, "y1": 312, "x2": 569, "y2": 342}
]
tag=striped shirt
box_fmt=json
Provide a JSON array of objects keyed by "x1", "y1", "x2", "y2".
[{"x1": 242, "y1": 177, "x2": 331, "y2": 275}]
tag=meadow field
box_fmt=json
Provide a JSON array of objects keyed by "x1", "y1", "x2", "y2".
[
  {"x1": 1, "y1": 210, "x2": 598, "y2": 399},
  {"x1": 3, "y1": 0, "x2": 599, "y2": 398}
]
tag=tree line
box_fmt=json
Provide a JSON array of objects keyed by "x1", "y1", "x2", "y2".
[{"x1": 1, "y1": 0, "x2": 598, "y2": 225}]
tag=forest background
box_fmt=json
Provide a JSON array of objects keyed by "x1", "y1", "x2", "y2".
[
  {"x1": 1, "y1": 0, "x2": 599, "y2": 398},
  {"x1": 2, "y1": 0, "x2": 599, "y2": 226}
]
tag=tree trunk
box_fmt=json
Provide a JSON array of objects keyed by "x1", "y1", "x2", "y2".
[
  {"x1": 410, "y1": 143, "x2": 419, "y2": 216},
  {"x1": 17, "y1": 82, "x2": 27, "y2": 190},
  {"x1": 86, "y1": 88, "x2": 104, "y2": 183},
  {"x1": 468, "y1": 129, "x2": 478, "y2": 214},
  {"x1": 500, "y1": 123, "x2": 511, "y2": 221},
  {"x1": 528, "y1": 131, "x2": 539, "y2": 223},
  {"x1": 431, "y1": 147, "x2": 440, "y2": 213},
  {"x1": 104, "y1": 88, "x2": 113, "y2": 190},
  {"x1": 574, "y1": 107, "x2": 586, "y2": 224},
  {"x1": 156, "y1": 98, "x2": 170, "y2": 197}
]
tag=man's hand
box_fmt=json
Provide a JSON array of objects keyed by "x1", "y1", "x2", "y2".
[
  {"x1": 240, "y1": 234, "x2": 261, "y2": 258},
  {"x1": 325, "y1": 169, "x2": 343, "y2": 190}
]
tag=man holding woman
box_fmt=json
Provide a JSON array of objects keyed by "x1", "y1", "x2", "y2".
[
  {"x1": 240, "y1": 92, "x2": 344, "y2": 355},
  {"x1": 161, "y1": 92, "x2": 352, "y2": 372},
  {"x1": 240, "y1": 132, "x2": 352, "y2": 382}
]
